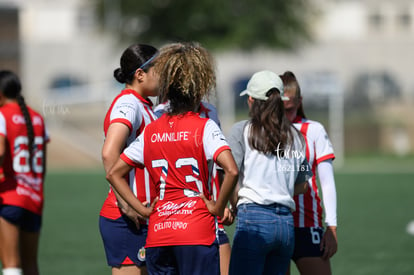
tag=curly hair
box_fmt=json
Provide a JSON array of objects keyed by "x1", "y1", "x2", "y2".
[{"x1": 153, "y1": 42, "x2": 216, "y2": 115}]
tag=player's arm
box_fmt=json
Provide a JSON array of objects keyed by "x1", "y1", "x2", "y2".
[
  {"x1": 294, "y1": 158, "x2": 312, "y2": 195},
  {"x1": 106, "y1": 157, "x2": 156, "y2": 219},
  {"x1": 102, "y1": 123, "x2": 139, "y2": 221},
  {"x1": 0, "y1": 135, "x2": 5, "y2": 167},
  {"x1": 0, "y1": 114, "x2": 6, "y2": 167},
  {"x1": 201, "y1": 149, "x2": 238, "y2": 218},
  {"x1": 317, "y1": 159, "x2": 337, "y2": 259},
  {"x1": 294, "y1": 182, "x2": 308, "y2": 195},
  {"x1": 215, "y1": 169, "x2": 236, "y2": 226}
]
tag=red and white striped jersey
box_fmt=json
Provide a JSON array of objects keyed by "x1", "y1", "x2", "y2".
[
  {"x1": 0, "y1": 102, "x2": 48, "y2": 215},
  {"x1": 100, "y1": 89, "x2": 158, "y2": 220},
  {"x1": 121, "y1": 112, "x2": 230, "y2": 247},
  {"x1": 292, "y1": 116, "x2": 335, "y2": 228}
]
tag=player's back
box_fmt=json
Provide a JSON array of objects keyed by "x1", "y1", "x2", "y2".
[
  {"x1": 144, "y1": 112, "x2": 211, "y2": 198},
  {"x1": 142, "y1": 112, "x2": 216, "y2": 247},
  {"x1": 0, "y1": 102, "x2": 47, "y2": 214}
]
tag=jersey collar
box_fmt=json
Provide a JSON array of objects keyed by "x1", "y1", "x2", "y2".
[
  {"x1": 122, "y1": 89, "x2": 153, "y2": 107},
  {"x1": 293, "y1": 115, "x2": 303, "y2": 123}
]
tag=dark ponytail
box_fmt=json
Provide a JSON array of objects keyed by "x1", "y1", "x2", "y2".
[
  {"x1": 0, "y1": 70, "x2": 36, "y2": 173},
  {"x1": 16, "y1": 95, "x2": 35, "y2": 172},
  {"x1": 113, "y1": 44, "x2": 158, "y2": 85},
  {"x1": 248, "y1": 88, "x2": 295, "y2": 156}
]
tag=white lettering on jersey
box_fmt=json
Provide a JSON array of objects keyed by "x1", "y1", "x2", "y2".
[
  {"x1": 12, "y1": 115, "x2": 43, "y2": 126},
  {"x1": 150, "y1": 131, "x2": 190, "y2": 143}
]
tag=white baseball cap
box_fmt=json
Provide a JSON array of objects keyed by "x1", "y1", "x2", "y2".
[{"x1": 240, "y1": 70, "x2": 289, "y2": 101}]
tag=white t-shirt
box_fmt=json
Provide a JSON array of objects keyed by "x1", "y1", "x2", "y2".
[{"x1": 228, "y1": 120, "x2": 312, "y2": 211}]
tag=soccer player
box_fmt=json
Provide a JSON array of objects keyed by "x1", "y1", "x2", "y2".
[
  {"x1": 280, "y1": 71, "x2": 337, "y2": 275},
  {"x1": 106, "y1": 42, "x2": 238, "y2": 275},
  {"x1": 98, "y1": 44, "x2": 159, "y2": 275},
  {"x1": 227, "y1": 70, "x2": 312, "y2": 275},
  {"x1": 0, "y1": 70, "x2": 49, "y2": 275},
  {"x1": 154, "y1": 99, "x2": 234, "y2": 275}
]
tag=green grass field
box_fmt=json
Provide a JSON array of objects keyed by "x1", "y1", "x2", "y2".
[{"x1": 32, "y1": 157, "x2": 414, "y2": 274}]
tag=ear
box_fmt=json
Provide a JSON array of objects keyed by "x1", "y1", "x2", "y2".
[
  {"x1": 134, "y1": 68, "x2": 145, "y2": 82},
  {"x1": 0, "y1": 93, "x2": 5, "y2": 106},
  {"x1": 247, "y1": 96, "x2": 254, "y2": 104},
  {"x1": 247, "y1": 96, "x2": 254, "y2": 108}
]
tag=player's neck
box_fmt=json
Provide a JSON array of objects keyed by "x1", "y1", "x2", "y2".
[{"x1": 0, "y1": 98, "x2": 17, "y2": 106}]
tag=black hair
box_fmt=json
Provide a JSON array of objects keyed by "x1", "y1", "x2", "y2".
[
  {"x1": 0, "y1": 70, "x2": 36, "y2": 172},
  {"x1": 113, "y1": 44, "x2": 158, "y2": 85}
]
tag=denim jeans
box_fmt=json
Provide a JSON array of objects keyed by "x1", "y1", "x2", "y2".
[{"x1": 229, "y1": 203, "x2": 294, "y2": 275}]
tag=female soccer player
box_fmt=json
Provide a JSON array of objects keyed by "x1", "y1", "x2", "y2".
[
  {"x1": 154, "y1": 99, "x2": 234, "y2": 275},
  {"x1": 106, "y1": 42, "x2": 239, "y2": 275},
  {"x1": 98, "y1": 43, "x2": 159, "y2": 275},
  {"x1": 227, "y1": 70, "x2": 312, "y2": 275},
  {"x1": 280, "y1": 71, "x2": 337, "y2": 275},
  {"x1": 0, "y1": 70, "x2": 49, "y2": 275}
]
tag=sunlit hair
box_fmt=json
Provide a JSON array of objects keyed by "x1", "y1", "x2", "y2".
[
  {"x1": 153, "y1": 42, "x2": 216, "y2": 115},
  {"x1": 280, "y1": 71, "x2": 306, "y2": 118},
  {"x1": 248, "y1": 88, "x2": 302, "y2": 156}
]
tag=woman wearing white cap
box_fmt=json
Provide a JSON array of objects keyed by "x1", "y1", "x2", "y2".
[{"x1": 227, "y1": 70, "x2": 312, "y2": 275}]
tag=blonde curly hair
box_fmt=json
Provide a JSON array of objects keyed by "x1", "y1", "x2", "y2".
[{"x1": 153, "y1": 42, "x2": 216, "y2": 115}]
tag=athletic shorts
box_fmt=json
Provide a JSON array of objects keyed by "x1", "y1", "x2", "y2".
[
  {"x1": 99, "y1": 215, "x2": 148, "y2": 267},
  {"x1": 292, "y1": 227, "x2": 325, "y2": 261},
  {"x1": 146, "y1": 243, "x2": 219, "y2": 275},
  {"x1": 217, "y1": 228, "x2": 229, "y2": 245},
  {"x1": 0, "y1": 205, "x2": 42, "y2": 232}
]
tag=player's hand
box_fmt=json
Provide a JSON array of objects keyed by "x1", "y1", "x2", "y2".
[
  {"x1": 119, "y1": 203, "x2": 142, "y2": 229},
  {"x1": 321, "y1": 226, "x2": 338, "y2": 259},
  {"x1": 140, "y1": 197, "x2": 159, "y2": 219},
  {"x1": 221, "y1": 207, "x2": 235, "y2": 226},
  {"x1": 199, "y1": 194, "x2": 220, "y2": 216}
]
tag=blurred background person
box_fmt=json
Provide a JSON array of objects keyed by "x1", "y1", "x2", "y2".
[
  {"x1": 0, "y1": 70, "x2": 49, "y2": 275},
  {"x1": 98, "y1": 44, "x2": 159, "y2": 275},
  {"x1": 228, "y1": 70, "x2": 311, "y2": 275},
  {"x1": 280, "y1": 71, "x2": 337, "y2": 275}
]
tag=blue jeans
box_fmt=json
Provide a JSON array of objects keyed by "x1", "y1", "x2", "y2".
[{"x1": 229, "y1": 203, "x2": 294, "y2": 275}]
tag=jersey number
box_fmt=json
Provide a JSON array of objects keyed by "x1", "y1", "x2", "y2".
[
  {"x1": 152, "y1": 157, "x2": 202, "y2": 200},
  {"x1": 13, "y1": 136, "x2": 44, "y2": 173},
  {"x1": 310, "y1": 227, "x2": 321, "y2": 244}
]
